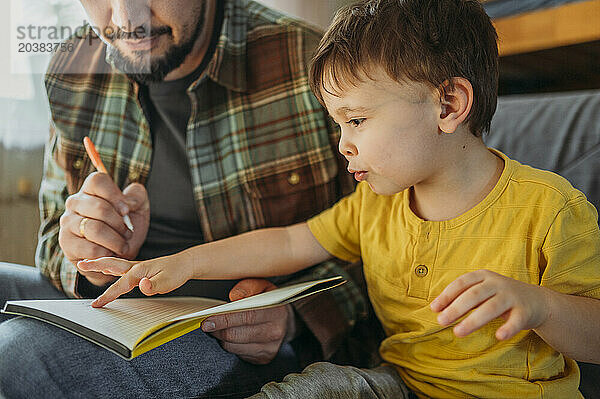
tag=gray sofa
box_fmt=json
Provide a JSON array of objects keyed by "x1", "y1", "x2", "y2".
[
  {"x1": 486, "y1": 89, "x2": 600, "y2": 397},
  {"x1": 486, "y1": 90, "x2": 600, "y2": 212}
]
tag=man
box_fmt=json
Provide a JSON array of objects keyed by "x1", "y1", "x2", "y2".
[{"x1": 0, "y1": 1, "x2": 370, "y2": 397}]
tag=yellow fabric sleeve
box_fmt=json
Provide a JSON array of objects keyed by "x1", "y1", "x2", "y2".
[
  {"x1": 307, "y1": 183, "x2": 368, "y2": 263},
  {"x1": 540, "y1": 194, "x2": 600, "y2": 298}
]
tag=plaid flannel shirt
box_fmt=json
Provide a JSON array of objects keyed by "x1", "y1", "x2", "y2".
[{"x1": 36, "y1": 0, "x2": 367, "y2": 359}]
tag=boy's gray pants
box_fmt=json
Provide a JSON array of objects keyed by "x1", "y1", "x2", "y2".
[{"x1": 248, "y1": 362, "x2": 415, "y2": 399}]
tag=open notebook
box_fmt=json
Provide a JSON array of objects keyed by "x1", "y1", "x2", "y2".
[{"x1": 2, "y1": 276, "x2": 345, "y2": 360}]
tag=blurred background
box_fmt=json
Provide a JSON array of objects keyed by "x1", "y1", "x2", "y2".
[{"x1": 1, "y1": 0, "x2": 599, "y2": 266}]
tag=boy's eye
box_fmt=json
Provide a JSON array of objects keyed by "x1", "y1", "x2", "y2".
[{"x1": 346, "y1": 118, "x2": 365, "y2": 127}]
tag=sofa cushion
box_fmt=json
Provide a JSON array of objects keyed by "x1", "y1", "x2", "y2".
[{"x1": 486, "y1": 90, "x2": 600, "y2": 214}]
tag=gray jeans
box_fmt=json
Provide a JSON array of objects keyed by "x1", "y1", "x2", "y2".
[{"x1": 249, "y1": 362, "x2": 414, "y2": 399}]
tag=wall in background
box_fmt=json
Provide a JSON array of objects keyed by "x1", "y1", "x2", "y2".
[
  {"x1": 257, "y1": 0, "x2": 356, "y2": 28},
  {"x1": 258, "y1": 0, "x2": 338, "y2": 28},
  {"x1": 0, "y1": 145, "x2": 44, "y2": 266}
]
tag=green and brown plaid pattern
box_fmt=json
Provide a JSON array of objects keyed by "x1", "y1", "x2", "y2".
[{"x1": 37, "y1": 0, "x2": 367, "y2": 356}]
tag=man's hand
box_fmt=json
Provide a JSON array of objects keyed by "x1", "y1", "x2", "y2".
[
  {"x1": 59, "y1": 172, "x2": 150, "y2": 287},
  {"x1": 431, "y1": 269, "x2": 551, "y2": 341},
  {"x1": 202, "y1": 279, "x2": 296, "y2": 365}
]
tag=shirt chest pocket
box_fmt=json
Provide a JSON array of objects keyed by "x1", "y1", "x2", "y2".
[{"x1": 242, "y1": 156, "x2": 340, "y2": 227}]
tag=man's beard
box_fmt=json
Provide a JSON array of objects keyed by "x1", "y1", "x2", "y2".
[{"x1": 107, "y1": 4, "x2": 206, "y2": 84}]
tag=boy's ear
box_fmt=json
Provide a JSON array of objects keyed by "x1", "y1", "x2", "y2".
[{"x1": 437, "y1": 78, "x2": 473, "y2": 134}]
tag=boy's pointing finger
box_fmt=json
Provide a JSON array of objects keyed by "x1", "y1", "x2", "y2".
[{"x1": 92, "y1": 272, "x2": 140, "y2": 308}]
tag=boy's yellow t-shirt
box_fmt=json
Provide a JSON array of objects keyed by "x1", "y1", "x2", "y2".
[{"x1": 307, "y1": 149, "x2": 600, "y2": 399}]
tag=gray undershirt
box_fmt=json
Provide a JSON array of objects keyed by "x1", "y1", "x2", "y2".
[
  {"x1": 138, "y1": 75, "x2": 237, "y2": 301},
  {"x1": 136, "y1": 4, "x2": 235, "y2": 300},
  {"x1": 140, "y1": 73, "x2": 204, "y2": 261}
]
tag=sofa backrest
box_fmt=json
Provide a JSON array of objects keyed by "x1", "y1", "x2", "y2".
[{"x1": 485, "y1": 90, "x2": 600, "y2": 215}]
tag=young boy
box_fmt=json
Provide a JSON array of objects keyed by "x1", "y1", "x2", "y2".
[{"x1": 80, "y1": 0, "x2": 600, "y2": 397}]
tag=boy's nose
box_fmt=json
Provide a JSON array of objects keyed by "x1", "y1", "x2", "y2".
[{"x1": 338, "y1": 138, "x2": 358, "y2": 158}]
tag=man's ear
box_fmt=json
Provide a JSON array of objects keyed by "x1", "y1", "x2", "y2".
[{"x1": 438, "y1": 78, "x2": 473, "y2": 134}]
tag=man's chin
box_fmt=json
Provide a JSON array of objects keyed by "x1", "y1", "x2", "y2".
[
  {"x1": 107, "y1": 45, "x2": 169, "y2": 83},
  {"x1": 109, "y1": 33, "x2": 198, "y2": 83}
]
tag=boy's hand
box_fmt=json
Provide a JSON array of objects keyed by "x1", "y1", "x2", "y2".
[
  {"x1": 78, "y1": 255, "x2": 191, "y2": 307},
  {"x1": 430, "y1": 270, "x2": 551, "y2": 340}
]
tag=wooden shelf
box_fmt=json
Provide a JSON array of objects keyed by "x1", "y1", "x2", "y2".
[{"x1": 493, "y1": 0, "x2": 600, "y2": 56}]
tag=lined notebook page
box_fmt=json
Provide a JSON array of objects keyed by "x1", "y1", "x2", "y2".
[
  {"x1": 172, "y1": 277, "x2": 343, "y2": 321},
  {"x1": 8, "y1": 297, "x2": 224, "y2": 349}
]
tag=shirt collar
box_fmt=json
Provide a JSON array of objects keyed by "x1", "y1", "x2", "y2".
[{"x1": 196, "y1": 0, "x2": 248, "y2": 93}]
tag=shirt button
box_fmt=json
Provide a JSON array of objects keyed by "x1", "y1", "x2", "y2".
[
  {"x1": 415, "y1": 265, "x2": 429, "y2": 277},
  {"x1": 129, "y1": 170, "x2": 140, "y2": 181},
  {"x1": 288, "y1": 172, "x2": 300, "y2": 185},
  {"x1": 73, "y1": 159, "x2": 84, "y2": 170}
]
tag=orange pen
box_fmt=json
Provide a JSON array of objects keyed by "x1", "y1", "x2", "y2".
[{"x1": 83, "y1": 136, "x2": 134, "y2": 232}]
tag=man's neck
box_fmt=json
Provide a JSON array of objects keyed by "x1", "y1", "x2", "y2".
[{"x1": 164, "y1": 0, "x2": 217, "y2": 81}]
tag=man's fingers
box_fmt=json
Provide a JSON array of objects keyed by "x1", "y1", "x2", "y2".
[
  {"x1": 81, "y1": 172, "x2": 131, "y2": 217},
  {"x1": 203, "y1": 306, "x2": 288, "y2": 331},
  {"x1": 229, "y1": 279, "x2": 276, "y2": 301},
  {"x1": 66, "y1": 193, "x2": 131, "y2": 238},
  {"x1": 62, "y1": 233, "x2": 115, "y2": 261},
  {"x1": 122, "y1": 183, "x2": 150, "y2": 212},
  {"x1": 431, "y1": 270, "x2": 487, "y2": 312},
  {"x1": 202, "y1": 292, "x2": 290, "y2": 366},
  {"x1": 69, "y1": 216, "x2": 129, "y2": 256},
  {"x1": 59, "y1": 210, "x2": 122, "y2": 260},
  {"x1": 78, "y1": 257, "x2": 136, "y2": 276},
  {"x1": 209, "y1": 322, "x2": 285, "y2": 344}
]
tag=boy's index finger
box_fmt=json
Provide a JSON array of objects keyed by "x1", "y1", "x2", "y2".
[{"x1": 91, "y1": 272, "x2": 140, "y2": 308}]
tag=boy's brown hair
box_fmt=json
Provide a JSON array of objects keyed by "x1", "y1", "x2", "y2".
[{"x1": 309, "y1": 0, "x2": 499, "y2": 137}]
